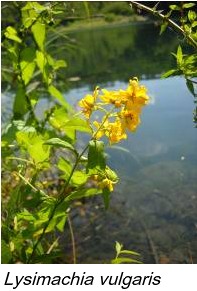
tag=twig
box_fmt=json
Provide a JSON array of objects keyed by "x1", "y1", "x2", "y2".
[{"x1": 130, "y1": 1, "x2": 197, "y2": 49}]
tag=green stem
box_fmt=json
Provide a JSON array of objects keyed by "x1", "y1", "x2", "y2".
[
  {"x1": 67, "y1": 215, "x2": 76, "y2": 264},
  {"x1": 130, "y1": 1, "x2": 197, "y2": 49}
]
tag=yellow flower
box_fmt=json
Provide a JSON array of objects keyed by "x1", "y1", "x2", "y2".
[
  {"x1": 99, "y1": 178, "x2": 114, "y2": 192},
  {"x1": 121, "y1": 109, "x2": 141, "y2": 132},
  {"x1": 107, "y1": 120, "x2": 127, "y2": 144},
  {"x1": 93, "y1": 119, "x2": 109, "y2": 139},
  {"x1": 78, "y1": 87, "x2": 99, "y2": 118},
  {"x1": 100, "y1": 89, "x2": 122, "y2": 108}
]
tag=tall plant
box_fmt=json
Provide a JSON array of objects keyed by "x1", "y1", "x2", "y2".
[{"x1": 2, "y1": 2, "x2": 147, "y2": 264}]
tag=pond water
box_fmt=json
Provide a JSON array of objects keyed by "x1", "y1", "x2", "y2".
[
  {"x1": 59, "y1": 22, "x2": 197, "y2": 264},
  {"x1": 3, "y1": 22, "x2": 197, "y2": 263}
]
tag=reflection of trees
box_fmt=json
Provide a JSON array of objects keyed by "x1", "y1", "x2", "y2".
[{"x1": 54, "y1": 23, "x2": 178, "y2": 87}]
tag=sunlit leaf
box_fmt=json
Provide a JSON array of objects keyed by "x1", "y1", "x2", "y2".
[
  {"x1": 169, "y1": 5, "x2": 180, "y2": 11},
  {"x1": 20, "y1": 47, "x2": 36, "y2": 85},
  {"x1": 21, "y1": 2, "x2": 46, "y2": 28},
  {"x1": 48, "y1": 85, "x2": 70, "y2": 108},
  {"x1": 65, "y1": 188, "x2": 102, "y2": 202},
  {"x1": 36, "y1": 50, "x2": 48, "y2": 83},
  {"x1": 115, "y1": 241, "x2": 122, "y2": 256},
  {"x1": 31, "y1": 21, "x2": 46, "y2": 51},
  {"x1": 162, "y1": 69, "x2": 178, "y2": 78},
  {"x1": 44, "y1": 138, "x2": 75, "y2": 152},
  {"x1": 111, "y1": 257, "x2": 142, "y2": 264},
  {"x1": 176, "y1": 45, "x2": 183, "y2": 66},
  {"x1": 183, "y1": 3, "x2": 195, "y2": 9},
  {"x1": 16, "y1": 132, "x2": 50, "y2": 168},
  {"x1": 71, "y1": 171, "x2": 88, "y2": 186},
  {"x1": 64, "y1": 117, "x2": 92, "y2": 133},
  {"x1": 4, "y1": 26, "x2": 22, "y2": 43}
]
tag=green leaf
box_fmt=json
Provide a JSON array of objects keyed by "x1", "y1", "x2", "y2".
[
  {"x1": 111, "y1": 257, "x2": 142, "y2": 264},
  {"x1": 186, "y1": 79, "x2": 196, "y2": 96},
  {"x1": 16, "y1": 132, "x2": 50, "y2": 168},
  {"x1": 169, "y1": 5, "x2": 180, "y2": 11},
  {"x1": 160, "y1": 22, "x2": 168, "y2": 35},
  {"x1": 105, "y1": 166, "x2": 118, "y2": 182},
  {"x1": 17, "y1": 209, "x2": 36, "y2": 222},
  {"x1": 162, "y1": 69, "x2": 178, "y2": 78},
  {"x1": 31, "y1": 21, "x2": 46, "y2": 51},
  {"x1": 54, "y1": 60, "x2": 67, "y2": 70},
  {"x1": 176, "y1": 45, "x2": 183, "y2": 66},
  {"x1": 20, "y1": 47, "x2": 36, "y2": 85},
  {"x1": 102, "y1": 187, "x2": 110, "y2": 209},
  {"x1": 65, "y1": 188, "x2": 102, "y2": 202},
  {"x1": 188, "y1": 10, "x2": 196, "y2": 22},
  {"x1": 1, "y1": 240, "x2": 12, "y2": 263},
  {"x1": 21, "y1": 2, "x2": 46, "y2": 28},
  {"x1": 48, "y1": 85, "x2": 70, "y2": 108},
  {"x1": 49, "y1": 107, "x2": 76, "y2": 141},
  {"x1": 44, "y1": 138, "x2": 75, "y2": 152},
  {"x1": 56, "y1": 216, "x2": 67, "y2": 232},
  {"x1": 71, "y1": 171, "x2": 88, "y2": 186},
  {"x1": 13, "y1": 85, "x2": 28, "y2": 118},
  {"x1": 120, "y1": 250, "x2": 140, "y2": 256},
  {"x1": 36, "y1": 50, "x2": 48, "y2": 83},
  {"x1": 58, "y1": 157, "x2": 72, "y2": 180},
  {"x1": 86, "y1": 140, "x2": 106, "y2": 174},
  {"x1": 4, "y1": 26, "x2": 22, "y2": 43},
  {"x1": 115, "y1": 241, "x2": 123, "y2": 256},
  {"x1": 64, "y1": 117, "x2": 92, "y2": 133},
  {"x1": 183, "y1": 3, "x2": 195, "y2": 9}
]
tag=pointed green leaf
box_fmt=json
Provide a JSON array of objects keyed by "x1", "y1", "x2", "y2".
[
  {"x1": 120, "y1": 250, "x2": 140, "y2": 256},
  {"x1": 177, "y1": 45, "x2": 183, "y2": 66},
  {"x1": 162, "y1": 69, "x2": 178, "y2": 78},
  {"x1": 64, "y1": 117, "x2": 92, "y2": 133},
  {"x1": 48, "y1": 85, "x2": 70, "y2": 108},
  {"x1": 44, "y1": 138, "x2": 75, "y2": 152},
  {"x1": 65, "y1": 188, "x2": 102, "y2": 202},
  {"x1": 31, "y1": 21, "x2": 45, "y2": 51},
  {"x1": 13, "y1": 85, "x2": 28, "y2": 118},
  {"x1": 20, "y1": 47, "x2": 36, "y2": 85},
  {"x1": 115, "y1": 241, "x2": 123, "y2": 256},
  {"x1": 87, "y1": 140, "x2": 106, "y2": 174},
  {"x1": 160, "y1": 22, "x2": 168, "y2": 35},
  {"x1": 4, "y1": 26, "x2": 22, "y2": 43},
  {"x1": 183, "y1": 3, "x2": 195, "y2": 9}
]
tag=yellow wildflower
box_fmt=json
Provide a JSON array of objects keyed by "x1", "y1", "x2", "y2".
[
  {"x1": 101, "y1": 89, "x2": 122, "y2": 108},
  {"x1": 78, "y1": 94, "x2": 95, "y2": 118},
  {"x1": 107, "y1": 120, "x2": 127, "y2": 144},
  {"x1": 99, "y1": 177, "x2": 114, "y2": 192},
  {"x1": 93, "y1": 119, "x2": 109, "y2": 139},
  {"x1": 78, "y1": 86, "x2": 99, "y2": 118},
  {"x1": 121, "y1": 109, "x2": 141, "y2": 132}
]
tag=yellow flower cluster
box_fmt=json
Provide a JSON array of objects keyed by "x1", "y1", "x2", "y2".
[{"x1": 79, "y1": 78, "x2": 149, "y2": 144}]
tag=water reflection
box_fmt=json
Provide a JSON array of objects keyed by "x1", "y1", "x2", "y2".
[{"x1": 52, "y1": 22, "x2": 179, "y2": 87}]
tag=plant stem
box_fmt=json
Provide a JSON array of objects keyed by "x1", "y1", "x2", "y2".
[
  {"x1": 67, "y1": 215, "x2": 76, "y2": 264},
  {"x1": 130, "y1": 1, "x2": 197, "y2": 49}
]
